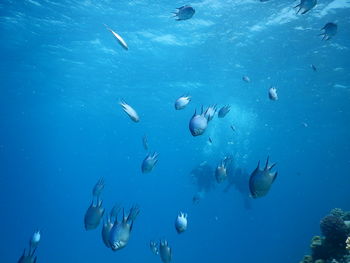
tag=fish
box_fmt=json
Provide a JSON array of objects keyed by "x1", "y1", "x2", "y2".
[
  {"x1": 189, "y1": 107, "x2": 209, "y2": 136},
  {"x1": 119, "y1": 100, "x2": 140, "y2": 122},
  {"x1": 268, "y1": 87, "x2": 278, "y2": 101},
  {"x1": 218, "y1": 105, "x2": 231, "y2": 118},
  {"x1": 320, "y1": 22, "x2": 338, "y2": 41},
  {"x1": 109, "y1": 206, "x2": 139, "y2": 251},
  {"x1": 249, "y1": 156, "x2": 277, "y2": 198},
  {"x1": 175, "y1": 212, "x2": 188, "y2": 234},
  {"x1": 104, "y1": 24, "x2": 128, "y2": 50},
  {"x1": 208, "y1": 137, "x2": 213, "y2": 144},
  {"x1": 242, "y1": 76, "x2": 251, "y2": 83},
  {"x1": 172, "y1": 5, "x2": 195, "y2": 21},
  {"x1": 175, "y1": 95, "x2": 191, "y2": 110},
  {"x1": 159, "y1": 240, "x2": 172, "y2": 263},
  {"x1": 294, "y1": 0, "x2": 317, "y2": 15},
  {"x1": 141, "y1": 152, "x2": 159, "y2": 173},
  {"x1": 311, "y1": 64, "x2": 317, "y2": 72},
  {"x1": 142, "y1": 135, "x2": 148, "y2": 150},
  {"x1": 230, "y1": 125, "x2": 236, "y2": 132},
  {"x1": 84, "y1": 198, "x2": 105, "y2": 230},
  {"x1": 150, "y1": 241, "x2": 159, "y2": 255},
  {"x1": 92, "y1": 177, "x2": 104, "y2": 197}
]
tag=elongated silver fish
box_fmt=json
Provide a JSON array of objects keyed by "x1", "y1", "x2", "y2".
[{"x1": 104, "y1": 24, "x2": 128, "y2": 50}]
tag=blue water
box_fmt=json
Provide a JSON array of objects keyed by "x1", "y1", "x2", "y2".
[{"x1": 1, "y1": 0, "x2": 350, "y2": 262}]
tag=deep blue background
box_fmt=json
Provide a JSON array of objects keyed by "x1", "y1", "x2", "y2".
[{"x1": 1, "y1": 0, "x2": 350, "y2": 262}]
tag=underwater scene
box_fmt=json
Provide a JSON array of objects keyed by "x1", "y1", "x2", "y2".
[{"x1": 1, "y1": 0, "x2": 350, "y2": 262}]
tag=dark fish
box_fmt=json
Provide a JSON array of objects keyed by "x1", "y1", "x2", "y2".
[
  {"x1": 242, "y1": 76, "x2": 251, "y2": 83},
  {"x1": 218, "y1": 105, "x2": 231, "y2": 118},
  {"x1": 92, "y1": 177, "x2": 104, "y2": 197},
  {"x1": 294, "y1": 0, "x2": 317, "y2": 14},
  {"x1": 320, "y1": 22, "x2": 337, "y2": 41},
  {"x1": 208, "y1": 137, "x2": 213, "y2": 144},
  {"x1": 84, "y1": 199, "x2": 105, "y2": 230},
  {"x1": 173, "y1": 5, "x2": 195, "y2": 21},
  {"x1": 311, "y1": 64, "x2": 317, "y2": 72},
  {"x1": 141, "y1": 152, "x2": 159, "y2": 173},
  {"x1": 249, "y1": 156, "x2": 277, "y2": 198},
  {"x1": 159, "y1": 240, "x2": 172, "y2": 263},
  {"x1": 230, "y1": 125, "x2": 236, "y2": 132}
]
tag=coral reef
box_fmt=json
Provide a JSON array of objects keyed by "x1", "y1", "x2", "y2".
[
  {"x1": 299, "y1": 208, "x2": 350, "y2": 263},
  {"x1": 320, "y1": 215, "x2": 348, "y2": 244}
]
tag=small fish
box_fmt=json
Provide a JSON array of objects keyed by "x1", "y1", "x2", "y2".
[
  {"x1": 230, "y1": 125, "x2": 236, "y2": 132},
  {"x1": 142, "y1": 135, "x2": 148, "y2": 150},
  {"x1": 218, "y1": 105, "x2": 231, "y2": 118},
  {"x1": 189, "y1": 108, "x2": 209, "y2": 136},
  {"x1": 119, "y1": 100, "x2": 140, "y2": 122},
  {"x1": 141, "y1": 152, "x2": 159, "y2": 173},
  {"x1": 242, "y1": 76, "x2": 251, "y2": 83},
  {"x1": 175, "y1": 212, "x2": 188, "y2": 234},
  {"x1": 172, "y1": 5, "x2": 195, "y2": 21},
  {"x1": 104, "y1": 24, "x2": 128, "y2": 50},
  {"x1": 208, "y1": 137, "x2": 213, "y2": 144},
  {"x1": 249, "y1": 156, "x2": 277, "y2": 198},
  {"x1": 320, "y1": 22, "x2": 338, "y2": 41},
  {"x1": 30, "y1": 230, "x2": 41, "y2": 250},
  {"x1": 175, "y1": 95, "x2": 191, "y2": 110},
  {"x1": 311, "y1": 64, "x2": 317, "y2": 72},
  {"x1": 150, "y1": 241, "x2": 159, "y2": 255},
  {"x1": 159, "y1": 240, "x2": 172, "y2": 263},
  {"x1": 294, "y1": 0, "x2": 317, "y2": 15},
  {"x1": 268, "y1": 87, "x2": 278, "y2": 101}
]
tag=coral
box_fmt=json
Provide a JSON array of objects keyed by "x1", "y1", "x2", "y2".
[
  {"x1": 346, "y1": 237, "x2": 350, "y2": 250},
  {"x1": 300, "y1": 255, "x2": 313, "y2": 263},
  {"x1": 311, "y1": 236, "x2": 323, "y2": 249},
  {"x1": 314, "y1": 260, "x2": 325, "y2": 263},
  {"x1": 331, "y1": 209, "x2": 346, "y2": 219},
  {"x1": 343, "y1": 212, "x2": 350, "y2": 221},
  {"x1": 320, "y1": 215, "x2": 349, "y2": 245}
]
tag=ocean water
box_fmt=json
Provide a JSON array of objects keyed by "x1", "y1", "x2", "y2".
[{"x1": 1, "y1": 0, "x2": 350, "y2": 262}]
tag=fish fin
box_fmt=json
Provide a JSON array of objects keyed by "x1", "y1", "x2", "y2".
[
  {"x1": 264, "y1": 156, "x2": 269, "y2": 170},
  {"x1": 301, "y1": 8, "x2": 310, "y2": 14},
  {"x1": 177, "y1": 5, "x2": 185, "y2": 9},
  {"x1": 272, "y1": 172, "x2": 278, "y2": 182},
  {"x1": 256, "y1": 160, "x2": 260, "y2": 170},
  {"x1": 269, "y1": 162, "x2": 276, "y2": 170}
]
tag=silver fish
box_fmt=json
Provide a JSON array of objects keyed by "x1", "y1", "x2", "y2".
[
  {"x1": 119, "y1": 100, "x2": 140, "y2": 122},
  {"x1": 104, "y1": 24, "x2": 128, "y2": 50},
  {"x1": 268, "y1": 87, "x2": 278, "y2": 101},
  {"x1": 175, "y1": 95, "x2": 191, "y2": 110},
  {"x1": 189, "y1": 107, "x2": 209, "y2": 136}
]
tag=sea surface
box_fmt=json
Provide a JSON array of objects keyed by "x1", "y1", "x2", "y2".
[{"x1": 0, "y1": 0, "x2": 350, "y2": 262}]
